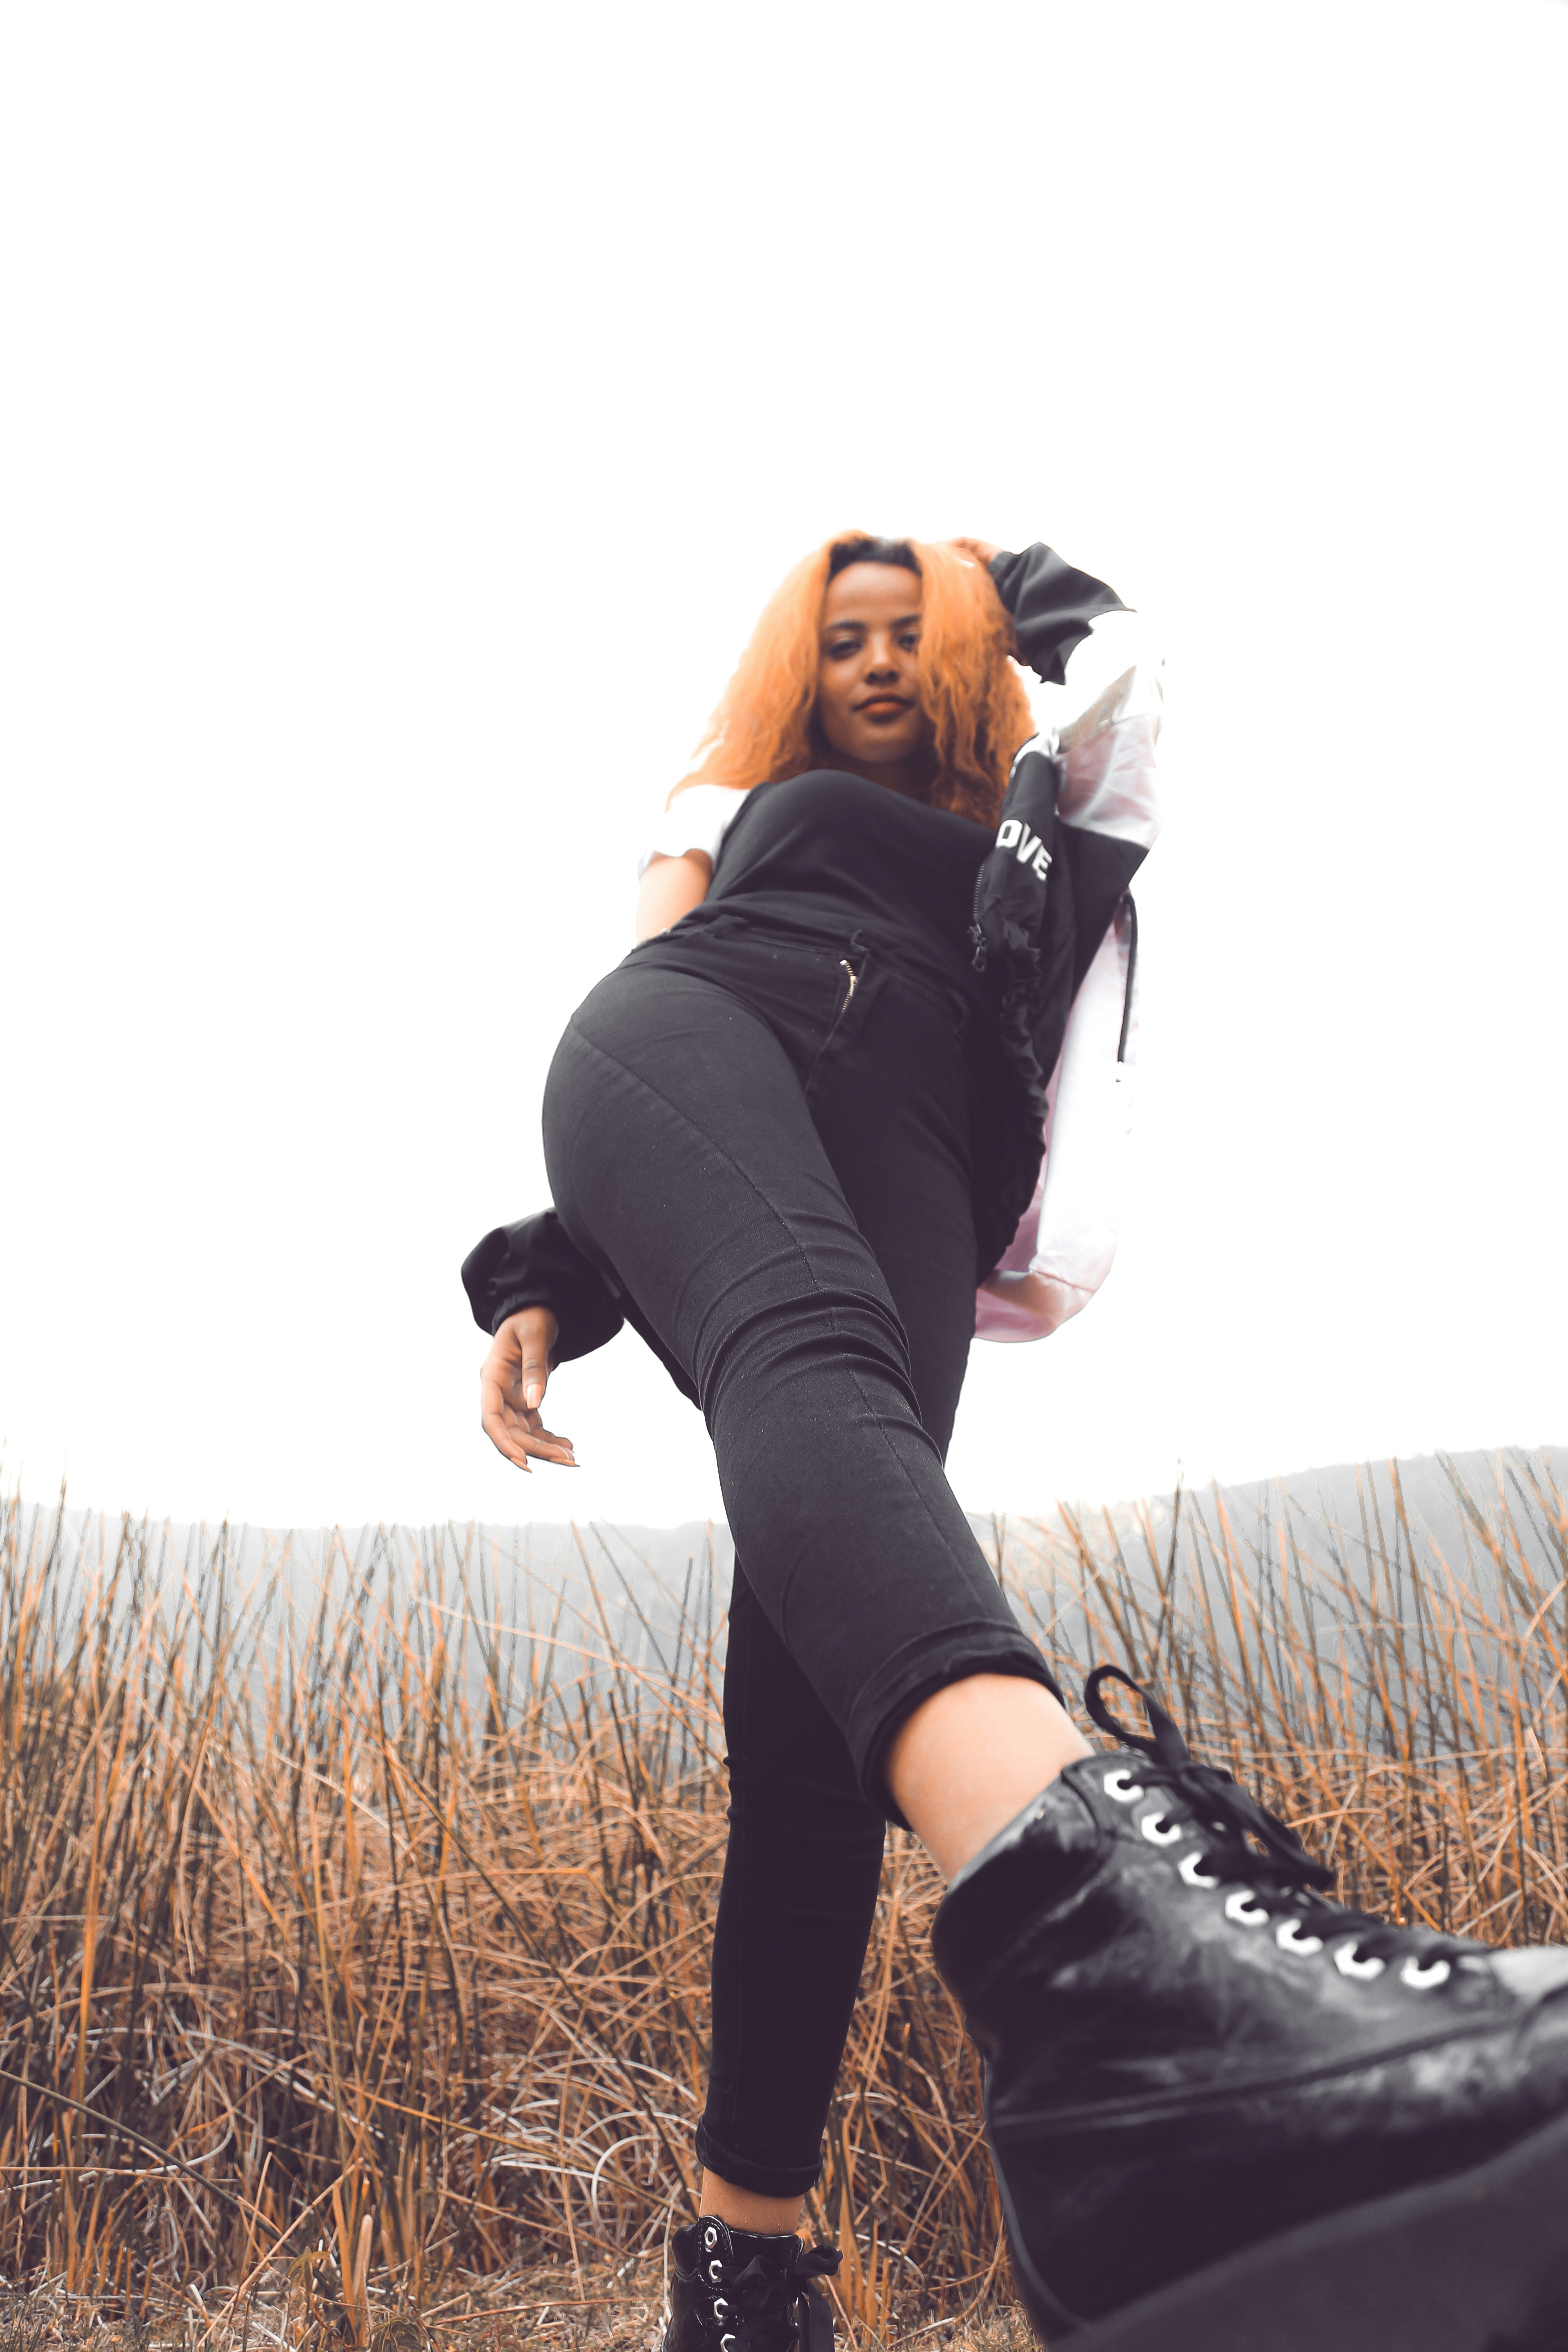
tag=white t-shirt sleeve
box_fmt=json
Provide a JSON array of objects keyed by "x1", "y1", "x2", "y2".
[{"x1": 637, "y1": 785, "x2": 751, "y2": 879}]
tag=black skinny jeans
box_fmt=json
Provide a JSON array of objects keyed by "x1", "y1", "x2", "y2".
[{"x1": 541, "y1": 909, "x2": 1059, "y2": 2198}]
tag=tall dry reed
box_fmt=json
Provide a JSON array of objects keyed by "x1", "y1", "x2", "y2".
[{"x1": 0, "y1": 1457, "x2": 1562, "y2": 2337}]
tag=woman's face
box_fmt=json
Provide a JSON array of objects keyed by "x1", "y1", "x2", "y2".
[{"x1": 815, "y1": 561, "x2": 929, "y2": 781}]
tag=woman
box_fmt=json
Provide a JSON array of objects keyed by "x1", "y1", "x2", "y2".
[{"x1": 463, "y1": 535, "x2": 1568, "y2": 2352}]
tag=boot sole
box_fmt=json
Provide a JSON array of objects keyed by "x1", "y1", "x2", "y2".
[{"x1": 998, "y1": 2106, "x2": 1568, "y2": 2352}]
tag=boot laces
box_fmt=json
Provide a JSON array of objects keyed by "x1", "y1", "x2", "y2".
[
  {"x1": 1083, "y1": 1666, "x2": 1475, "y2": 1968},
  {"x1": 706, "y1": 2240, "x2": 840, "y2": 2352}
]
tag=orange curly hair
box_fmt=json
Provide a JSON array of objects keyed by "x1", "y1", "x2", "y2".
[{"x1": 669, "y1": 532, "x2": 1034, "y2": 829}]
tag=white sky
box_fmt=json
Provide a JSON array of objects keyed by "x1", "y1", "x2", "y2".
[{"x1": 2, "y1": 0, "x2": 1565, "y2": 1532}]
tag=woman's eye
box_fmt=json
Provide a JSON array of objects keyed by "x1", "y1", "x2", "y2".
[{"x1": 826, "y1": 639, "x2": 860, "y2": 660}]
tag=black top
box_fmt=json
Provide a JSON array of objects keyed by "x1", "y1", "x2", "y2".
[{"x1": 706, "y1": 768, "x2": 993, "y2": 1001}]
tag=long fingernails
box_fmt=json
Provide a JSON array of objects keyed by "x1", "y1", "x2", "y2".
[{"x1": 524, "y1": 1382, "x2": 543, "y2": 1410}]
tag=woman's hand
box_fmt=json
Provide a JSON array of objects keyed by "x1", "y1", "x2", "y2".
[
  {"x1": 479, "y1": 1307, "x2": 579, "y2": 1473},
  {"x1": 942, "y1": 536, "x2": 1001, "y2": 570}
]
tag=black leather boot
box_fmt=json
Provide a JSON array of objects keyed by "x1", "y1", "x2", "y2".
[
  {"x1": 931, "y1": 1667, "x2": 1568, "y2": 2351},
  {"x1": 657, "y1": 2216, "x2": 840, "y2": 2352}
]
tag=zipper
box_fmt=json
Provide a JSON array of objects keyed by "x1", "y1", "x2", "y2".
[{"x1": 805, "y1": 949, "x2": 868, "y2": 1098}]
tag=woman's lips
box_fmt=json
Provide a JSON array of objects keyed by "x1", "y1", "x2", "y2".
[{"x1": 857, "y1": 697, "x2": 910, "y2": 717}]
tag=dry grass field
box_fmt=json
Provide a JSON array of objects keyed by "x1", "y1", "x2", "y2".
[{"x1": 0, "y1": 1456, "x2": 1563, "y2": 2350}]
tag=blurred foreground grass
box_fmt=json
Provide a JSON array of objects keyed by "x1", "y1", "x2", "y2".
[{"x1": 0, "y1": 1457, "x2": 1562, "y2": 2346}]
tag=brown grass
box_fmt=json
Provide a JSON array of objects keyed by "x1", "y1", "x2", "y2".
[{"x1": 0, "y1": 1455, "x2": 1563, "y2": 2345}]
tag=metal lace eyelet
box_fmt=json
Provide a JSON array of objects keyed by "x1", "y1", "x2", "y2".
[
  {"x1": 708, "y1": 2261, "x2": 724, "y2": 2283},
  {"x1": 713, "y1": 2302, "x2": 729, "y2": 2321},
  {"x1": 1140, "y1": 1811, "x2": 1183, "y2": 1848},
  {"x1": 1400, "y1": 1955, "x2": 1451, "y2": 1990},
  {"x1": 1223, "y1": 1889, "x2": 1269, "y2": 1927},
  {"x1": 1178, "y1": 1850, "x2": 1220, "y2": 1889},
  {"x1": 704, "y1": 2228, "x2": 719, "y2": 2251},
  {"x1": 721, "y1": 2336, "x2": 737, "y2": 2351},
  {"x1": 1276, "y1": 1918, "x2": 1324, "y2": 1956},
  {"x1": 1334, "y1": 1942, "x2": 1385, "y2": 1981},
  {"x1": 1103, "y1": 1767, "x2": 1144, "y2": 1804}
]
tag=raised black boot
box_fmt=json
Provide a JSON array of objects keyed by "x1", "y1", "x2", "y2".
[
  {"x1": 657, "y1": 2216, "x2": 840, "y2": 2352},
  {"x1": 931, "y1": 1667, "x2": 1568, "y2": 2351}
]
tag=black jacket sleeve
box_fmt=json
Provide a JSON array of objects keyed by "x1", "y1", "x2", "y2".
[
  {"x1": 461, "y1": 1208, "x2": 702, "y2": 1405},
  {"x1": 460, "y1": 1209, "x2": 625, "y2": 1357},
  {"x1": 989, "y1": 543, "x2": 1127, "y2": 685}
]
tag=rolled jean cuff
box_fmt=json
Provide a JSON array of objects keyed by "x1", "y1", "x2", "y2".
[
  {"x1": 694, "y1": 2117, "x2": 824, "y2": 2202},
  {"x1": 847, "y1": 1627, "x2": 1065, "y2": 1829}
]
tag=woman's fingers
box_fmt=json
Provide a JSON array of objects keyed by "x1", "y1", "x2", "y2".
[
  {"x1": 943, "y1": 534, "x2": 1001, "y2": 568},
  {"x1": 479, "y1": 1308, "x2": 574, "y2": 1471},
  {"x1": 519, "y1": 1328, "x2": 552, "y2": 1413},
  {"x1": 483, "y1": 1422, "x2": 578, "y2": 1472},
  {"x1": 479, "y1": 1391, "x2": 578, "y2": 1472}
]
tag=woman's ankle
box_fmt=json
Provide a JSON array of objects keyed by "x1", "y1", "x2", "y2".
[
  {"x1": 886, "y1": 1674, "x2": 1090, "y2": 1881},
  {"x1": 697, "y1": 2170, "x2": 806, "y2": 2235}
]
